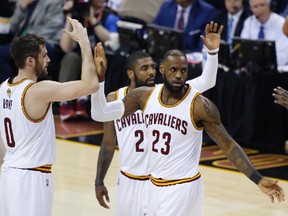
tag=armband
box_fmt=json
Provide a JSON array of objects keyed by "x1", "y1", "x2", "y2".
[
  {"x1": 95, "y1": 181, "x2": 104, "y2": 186},
  {"x1": 250, "y1": 171, "x2": 262, "y2": 185}
]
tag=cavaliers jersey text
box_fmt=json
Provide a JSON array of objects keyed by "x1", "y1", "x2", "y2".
[
  {"x1": 114, "y1": 87, "x2": 149, "y2": 176},
  {"x1": 143, "y1": 84, "x2": 203, "y2": 180}
]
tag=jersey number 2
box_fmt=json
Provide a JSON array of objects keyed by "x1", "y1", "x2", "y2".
[
  {"x1": 4, "y1": 117, "x2": 15, "y2": 147},
  {"x1": 135, "y1": 130, "x2": 144, "y2": 152}
]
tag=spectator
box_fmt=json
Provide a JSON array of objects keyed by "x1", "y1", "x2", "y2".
[
  {"x1": 152, "y1": 0, "x2": 217, "y2": 52},
  {"x1": 106, "y1": 0, "x2": 123, "y2": 12},
  {"x1": 118, "y1": 0, "x2": 165, "y2": 24},
  {"x1": 0, "y1": 0, "x2": 64, "y2": 83},
  {"x1": 0, "y1": 0, "x2": 15, "y2": 44},
  {"x1": 58, "y1": 0, "x2": 120, "y2": 121},
  {"x1": 240, "y1": 0, "x2": 288, "y2": 66},
  {"x1": 213, "y1": 0, "x2": 250, "y2": 44}
]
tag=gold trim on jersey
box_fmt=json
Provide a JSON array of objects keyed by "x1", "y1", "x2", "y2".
[
  {"x1": 158, "y1": 84, "x2": 191, "y2": 107},
  {"x1": 21, "y1": 82, "x2": 51, "y2": 123},
  {"x1": 7, "y1": 78, "x2": 28, "y2": 86},
  {"x1": 150, "y1": 172, "x2": 201, "y2": 187},
  {"x1": 191, "y1": 92, "x2": 203, "y2": 131},
  {"x1": 115, "y1": 86, "x2": 129, "y2": 100},
  {"x1": 115, "y1": 89, "x2": 119, "y2": 100},
  {"x1": 142, "y1": 86, "x2": 156, "y2": 112},
  {"x1": 124, "y1": 86, "x2": 129, "y2": 96},
  {"x1": 17, "y1": 164, "x2": 52, "y2": 173},
  {"x1": 121, "y1": 170, "x2": 150, "y2": 181},
  {"x1": 29, "y1": 164, "x2": 52, "y2": 173}
]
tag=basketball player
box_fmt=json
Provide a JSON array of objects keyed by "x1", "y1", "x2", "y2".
[
  {"x1": 92, "y1": 29, "x2": 285, "y2": 216},
  {"x1": 94, "y1": 22, "x2": 223, "y2": 215},
  {"x1": 0, "y1": 18, "x2": 101, "y2": 216},
  {"x1": 273, "y1": 86, "x2": 288, "y2": 109}
]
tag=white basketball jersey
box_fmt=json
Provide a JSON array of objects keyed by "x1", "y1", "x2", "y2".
[
  {"x1": 114, "y1": 87, "x2": 149, "y2": 175},
  {"x1": 143, "y1": 84, "x2": 203, "y2": 180},
  {"x1": 0, "y1": 79, "x2": 56, "y2": 168}
]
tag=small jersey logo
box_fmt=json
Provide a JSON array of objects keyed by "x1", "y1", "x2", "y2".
[
  {"x1": 117, "y1": 178, "x2": 120, "y2": 186},
  {"x1": 46, "y1": 179, "x2": 49, "y2": 187},
  {"x1": 6, "y1": 88, "x2": 11, "y2": 98}
]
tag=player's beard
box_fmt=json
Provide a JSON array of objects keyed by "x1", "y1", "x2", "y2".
[
  {"x1": 35, "y1": 60, "x2": 48, "y2": 81},
  {"x1": 163, "y1": 73, "x2": 185, "y2": 93},
  {"x1": 135, "y1": 74, "x2": 155, "y2": 87}
]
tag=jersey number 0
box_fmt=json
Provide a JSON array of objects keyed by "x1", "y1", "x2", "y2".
[{"x1": 4, "y1": 117, "x2": 15, "y2": 147}]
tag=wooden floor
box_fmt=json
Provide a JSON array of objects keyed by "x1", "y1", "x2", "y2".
[{"x1": 53, "y1": 139, "x2": 288, "y2": 216}]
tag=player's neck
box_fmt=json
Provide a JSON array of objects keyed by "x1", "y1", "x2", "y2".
[
  {"x1": 128, "y1": 83, "x2": 137, "y2": 93},
  {"x1": 161, "y1": 85, "x2": 188, "y2": 104},
  {"x1": 14, "y1": 69, "x2": 37, "y2": 82}
]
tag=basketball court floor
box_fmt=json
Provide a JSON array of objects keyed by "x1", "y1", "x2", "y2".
[{"x1": 53, "y1": 116, "x2": 288, "y2": 216}]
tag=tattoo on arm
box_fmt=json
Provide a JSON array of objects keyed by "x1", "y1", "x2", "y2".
[
  {"x1": 228, "y1": 146, "x2": 254, "y2": 177},
  {"x1": 202, "y1": 97, "x2": 260, "y2": 182}
]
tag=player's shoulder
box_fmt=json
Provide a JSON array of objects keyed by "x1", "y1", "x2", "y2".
[
  {"x1": 106, "y1": 91, "x2": 117, "y2": 102},
  {"x1": 133, "y1": 86, "x2": 154, "y2": 97}
]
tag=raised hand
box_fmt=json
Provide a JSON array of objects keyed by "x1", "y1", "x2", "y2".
[
  {"x1": 62, "y1": 17, "x2": 89, "y2": 43},
  {"x1": 200, "y1": 21, "x2": 223, "y2": 51},
  {"x1": 257, "y1": 177, "x2": 285, "y2": 203},
  {"x1": 94, "y1": 42, "x2": 107, "y2": 81},
  {"x1": 273, "y1": 86, "x2": 288, "y2": 109}
]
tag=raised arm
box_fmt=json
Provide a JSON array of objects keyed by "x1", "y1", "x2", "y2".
[
  {"x1": 90, "y1": 44, "x2": 148, "y2": 122},
  {"x1": 29, "y1": 18, "x2": 99, "y2": 104},
  {"x1": 95, "y1": 93, "x2": 117, "y2": 209},
  {"x1": 187, "y1": 21, "x2": 223, "y2": 92},
  {"x1": 194, "y1": 95, "x2": 285, "y2": 203}
]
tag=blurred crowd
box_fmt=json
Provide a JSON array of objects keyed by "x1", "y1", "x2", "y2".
[{"x1": 0, "y1": 0, "x2": 288, "y2": 121}]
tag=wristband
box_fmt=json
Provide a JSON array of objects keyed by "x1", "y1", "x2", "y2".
[
  {"x1": 207, "y1": 47, "x2": 219, "y2": 54},
  {"x1": 98, "y1": 76, "x2": 105, "y2": 82},
  {"x1": 250, "y1": 171, "x2": 262, "y2": 184},
  {"x1": 95, "y1": 181, "x2": 104, "y2": 186}
]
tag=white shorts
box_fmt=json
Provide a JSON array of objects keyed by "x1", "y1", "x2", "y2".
[
  {"x1": 147, "y1": 176, "x2": 204, "y2": 216},
  {"x1": 0, "y1": 167, "x2": 54, "y2": 216},
  {"x1": 115, "y1": 170, "x2": 149, "y2": 216}
]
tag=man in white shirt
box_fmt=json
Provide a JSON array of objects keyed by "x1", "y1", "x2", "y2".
[{"x1": 241, "y1": 0, "x2": 288, "y2": 66}]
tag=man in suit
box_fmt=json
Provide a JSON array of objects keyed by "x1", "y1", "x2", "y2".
[
  {"x1": 152, "y1": 0, "x2": 217, "y2": 52},
  {"x1": 213, "y1": 0, "x2": 250, "y2": 44},
  {"x1": 0, "y1": 0, "x2": 64, "y2": 83},
  {"x1": 241, "y1": 0, "x2": 288, "y2": 66}
]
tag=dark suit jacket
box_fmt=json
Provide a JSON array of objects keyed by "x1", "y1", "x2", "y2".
[
  {"x1": 10, "y1": 0, "x2": 63, "y2": 46},
  {"x1": 152, "y1": 0, "x2": 217, "y2": 52},
  {"x1": 213, "y1": 9, "x2": 250, "y2": 42}
]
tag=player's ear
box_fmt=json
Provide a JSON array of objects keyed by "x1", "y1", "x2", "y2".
[
  {"x1": 127, "y1": 69, "x2": 134, "y2": 80},
  {"x1": 159, "y1": 64, "x2": 164, "y2": 75},
  {"x1": 26, "y1": 56, "x2": 35, "y2": 68}
]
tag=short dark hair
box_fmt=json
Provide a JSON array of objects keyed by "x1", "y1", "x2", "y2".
[
  {"x1": 10, "y1": 33, "x2": 46, "y2": 69},
  {"x1": 162, "y1": 49, "x2": 187, "y2": 63},
  {"x1": 126, "y1": 50, "x2": 151, "y2": 71}
]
